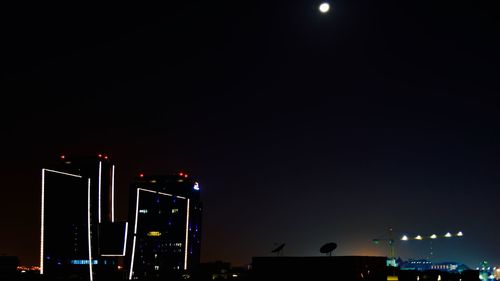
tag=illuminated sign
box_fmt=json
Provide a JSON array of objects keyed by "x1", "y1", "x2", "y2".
[{"x1": 147, "y1": 231, "x2": 162, "y2": 237}]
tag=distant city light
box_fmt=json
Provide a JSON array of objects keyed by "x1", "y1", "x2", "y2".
[
  {"x1": 98, "y1": 154, "x2": 102, "y2": 158},
  {"x1": 319, "y1": 2, "x2": 330, "y2": 13},
  {"x1": 430, "y1": 234, "x2": 437, "y2": 239},
  {"x1": 415, "y1": 235, "x2": 423, "y2": 240},
  {"x1": 60, "y1": 155, "x2": 65, "y2": 159},
  {"x1": 139, "y1": 173, "x2": 144, "y2": 178},
  {"x1": 457, "y1": 231, "x2": 463, "y2": 237},
  {"x1": 193, "y1": 182, "x2": 200, "y2": 191},
  {"x1": 401, "y1": 235, "x2": 408, "y2": 241},
  {"x1": 445, "y1": 232, "x2": 452, "y2": 238}
]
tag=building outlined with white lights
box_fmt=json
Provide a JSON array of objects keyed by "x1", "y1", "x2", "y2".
[
  {"x1": 126, "y1": 173, "x2": 202, "y2": 280},
  {"x1": 40, "y1": 155, "x2": 127, "y2": 281}
]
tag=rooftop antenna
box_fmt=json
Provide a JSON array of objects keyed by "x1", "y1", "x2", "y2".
[
  {"x1": 271, "y1": 243, "x2": 285, "y2": 256},
  {"x1": 320, "y1": 242, "x2": 337, "y2": 256}
]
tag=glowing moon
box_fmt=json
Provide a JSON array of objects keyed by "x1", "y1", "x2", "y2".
[{"x1": 319, "y1": 2, "x2": 330, "y2": 13}]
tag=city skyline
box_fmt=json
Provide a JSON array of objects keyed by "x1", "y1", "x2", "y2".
[{"x1": 1, "y1": 0, "x2": 500, "y2": 270}]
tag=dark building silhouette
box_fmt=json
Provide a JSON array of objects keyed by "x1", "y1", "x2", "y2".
[
  {"x1": 193, "y1": 261, "x2": 248, "y2": 281},
  {"x1": 0, "y1": 255, "x2": 19, "y2": 279},
  {"x1": 126, "y1": 173, "x2": 202, "y2": 280},
  {"x1": 250, "y1": 256, "x2": 479, "y2": 281},
  {"x1": 251, "y1": 256, "x2": 388, "y2": 281},
  {"x1": 40, "y1": 154, "x2": 127, "y2": 280}
]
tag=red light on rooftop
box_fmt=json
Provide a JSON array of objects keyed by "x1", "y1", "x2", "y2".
[
  {"x1": 104, "y1": 155, "x2": 108, "y2": 160},
  {"x1": 60, "y1": 155, "x2": 65, "y2": 160},
  {"x1": 98, "y1": 154, "x2": 102, "y2": 158},
  {"x1": 184, "y1": 174, "x2": 188, "y2": 178},
  {"x1": 139, "y1": 173, "x2": 144, "y2": 178},
  {"x1": 179, "y1": 172, "x2": 184, "y2": 177}
]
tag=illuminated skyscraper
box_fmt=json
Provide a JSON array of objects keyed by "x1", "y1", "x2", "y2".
[
  {"x1": 40, "y1": 154, "x2": 127, "y2": 281},
  {"x1": 126, "y1": 173, "x2": 202, "y2": 280}
]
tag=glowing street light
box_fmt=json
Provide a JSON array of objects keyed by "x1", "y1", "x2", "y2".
[
  {"x1": 445, "y1": 232, "x2": 452, "y2": 238},
  {"x1": 457, "y1": 231, "x2": 463, "y2": 237},
  {"x1": 415, "y1": 235, "x2": 423, "y2": 240},
  {"x1": 401, "y1": 235, "x2": 409, "y2": 241},
  {"x1": 319, "y1": 2, "x2": 330, "y2": 13},
  {"x1": 430, "y1": 234, "x2": 437, "y2": 239}
]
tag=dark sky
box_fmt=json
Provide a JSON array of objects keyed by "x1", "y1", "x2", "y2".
[{"x1": 1, "y1": 0, "x2": 499, "y2": 268}]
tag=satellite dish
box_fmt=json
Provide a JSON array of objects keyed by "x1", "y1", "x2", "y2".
[
  {"x1": 271, "y1": 243, "x2": 285, "y2": 256},
  {"x1": 320, "y1": 242, "x2": 337, "y2": 256}
]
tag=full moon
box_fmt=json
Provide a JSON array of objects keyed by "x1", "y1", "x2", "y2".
[{"x1": 319, "y1": 2, "x2": 330, "y2": 13}]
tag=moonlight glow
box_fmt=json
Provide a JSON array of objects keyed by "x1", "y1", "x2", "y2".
[{"x1": 319, "y1": 3, "x2": 330, "y2": 13}]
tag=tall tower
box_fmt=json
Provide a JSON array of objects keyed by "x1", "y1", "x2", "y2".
[
  {"x1": 40, "y1": 154, "x2": 127, "y2": 281},
  {"x1": 126, "y1": 172, "x2": 202, "y2": 280}
]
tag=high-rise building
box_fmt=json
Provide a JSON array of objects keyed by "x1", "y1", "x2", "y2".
[
  {"x1": 126, "y1": 173, "x2": 202, "y2": 280},
  {"x1": 40, "y1": 154, "x2": 127, "y2": 281}
]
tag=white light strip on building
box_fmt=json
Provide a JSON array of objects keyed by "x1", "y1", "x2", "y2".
[
  {"x1": 138, "y1": 188, "x2": 184, "y2": 198},
  {"x1": 158, "y1": 191, "x2": 173, "y2": 197},
  {"x1": 111, "y1": 165, "x2": 115, "y2": 222},
  {"x1": 40, "y1": 168, "x2": 82, "y2": 274},
  {"x1": 137, "y1": 188, "x2": 156, "y2": 194},
  {"x1": 40, "y1": 169, "x2": 45, "y2": 274},
  {"x1": 184, "y1": 199, "x2": 190, "y2": 270},
  {"x1": 122, "y1": 222, "x2": 128, "y2": 256},
  {"x1": 138, "y1": 188, "x2": 185, "y2": 199},
  {"x1": 87, "y1": 178, "x2": 94, "y2": 281},
  {"x1": 98, "y1": 161, "x2": 102, "y2": 223},
  {"x1": 44, "y1": 169, "x2": 82, "y2": 178},
  {"x1": 129, "y1": 236, "x2": 137, "y2": 280},
  {"x1": 129, "y1": 188, "x2": 141, "y2": 280},
  {"x1": 101, "y1": 222, "x2": 129, "y2": 257},
  {"x1": 133, "y1": 189, "x2": 141, "y2": 234}
]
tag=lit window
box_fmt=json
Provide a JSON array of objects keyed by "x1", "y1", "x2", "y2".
[
  {"x1": 139, "y1": 209, "x2": 148, "y2": 214},
  {"x1": 147, "y1": 231, "x2": 162, "y2": 237},
  {"x1": 70, "y1": 260, "x2": 98, "y2": 265},
  {"x1": 172, "y1": 209, "x2": 179, "y2": 214},
  {"x1": 155, "y1": 266, "x2": 159, "y2": 271}
]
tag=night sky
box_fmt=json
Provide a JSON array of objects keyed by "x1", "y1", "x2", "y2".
[{"x1": 1, "y1": 0, "x2": 499, "y2": 268}]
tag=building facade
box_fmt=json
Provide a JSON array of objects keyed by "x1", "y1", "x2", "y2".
[
  {"x1": 126, "y1": 173, "x2": 202, "y2": 280},
  {"x1": 40, "y1": 154, "x2": 127, "y2": 281}
]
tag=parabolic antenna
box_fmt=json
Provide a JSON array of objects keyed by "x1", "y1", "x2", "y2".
[
  {"x1": 320, "y1": 242, "x2": 337, "y2": 256},
  {"x1": 271, "y1": 243, "x2": 285, "y2": 256}
]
